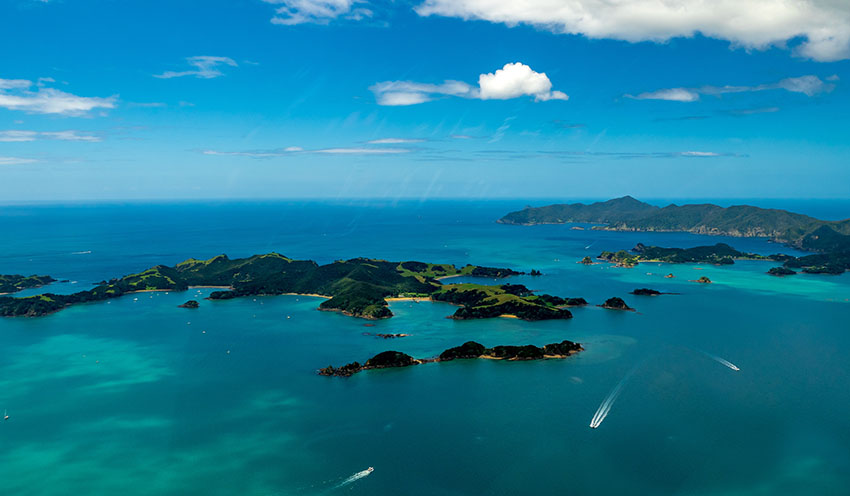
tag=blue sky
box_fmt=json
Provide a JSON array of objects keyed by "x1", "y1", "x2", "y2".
[{"x1": 1, "y1": 0, "x2": 849, "y2": 201}]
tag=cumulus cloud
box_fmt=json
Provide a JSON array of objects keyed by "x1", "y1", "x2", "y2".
[
  {"x1": 0, "y1": 156, "x2": 37, "y2": 165},
  {"x1": 479, "y1": 63, "x2": 567, "y2": 101},
  {"x1": 414, "y1": 0, "x2": 850, "y2": 62},
  {"x1": 0, "y1": 130, "x2": 101, "y2": 142},
  {"x1": 628, "y1": 75, "x2": 834, "y2": 101},
  {"x1": 371, "y1": 62, "x2": 567, "y2": 106},
  {"x1": 154, "y1": 56, "x2": 237, "y2": 79},
  {"x1": 262, "y1": 0, "x2": 372, "y2": 25},
  {"x1": 0, "y1": 78, "x2": 115, "y2": 116}
]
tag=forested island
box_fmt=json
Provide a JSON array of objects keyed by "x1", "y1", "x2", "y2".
[
  {"x1": 598, "y1": 243, "x2": 765, "y2": 267},
  {"x1": 0, "y1": 253, "x2": 586, "y2": 320},
  {"x1": 0, "y1": 274, "x2": 56, "y2": 294},
  {"x1": 594, "y1": 242, "x2": 850, "y2": 275},
  {"x1": 318, "y1": 339, "x2": 583, "y2": 377}
]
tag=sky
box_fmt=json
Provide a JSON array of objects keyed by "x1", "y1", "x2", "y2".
[{"x1": 1, "y1": 0, "x2": 849, "y2": 201}]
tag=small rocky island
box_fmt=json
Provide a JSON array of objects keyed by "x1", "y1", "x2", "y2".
[
  {"x1": 599, "y1": 297, "x2": 634, "y2": 311},
  {"x1": 178, "y1": 300, "x2": 200, "y2": 308},
  {"x1": 767, "y1": 266, "x2": 797, "y2": 276},
  {"x1": 0, "y1": 274, "x2": 56, "y2": 294},
  {"x1": 631, "y1": 288, "x2": 662, "y2": 296},
  {"x1": 318, "y1": 339, "x2": 583, "y2": 377}
]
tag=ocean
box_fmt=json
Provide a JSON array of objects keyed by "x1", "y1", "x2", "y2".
[{"x1": 0, "y1": 199, "x2": 848, "y2": 495}]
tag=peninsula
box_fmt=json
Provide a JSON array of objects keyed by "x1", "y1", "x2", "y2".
[{"x1": 0, "y1": 254, "x2": 582, "y2": 321}]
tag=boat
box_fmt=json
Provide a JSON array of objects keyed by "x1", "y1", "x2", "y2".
[
  {"x1": 3, "y1": 409, "x2": 8, "y2": 421},
  {"x1": 366, "y1": 467, "x2": 374, "y2": 473}
]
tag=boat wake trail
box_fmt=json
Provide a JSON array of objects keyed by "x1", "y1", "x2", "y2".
[
  {"x1": 702, "y1": 352, "x2": 740, "y2": 371},
  {"x1": 589, "y1": 367, "x2": 636, "y2": 429},
  {"x1": 333, "y1": 467, "x2": 374, "y2": 489}
]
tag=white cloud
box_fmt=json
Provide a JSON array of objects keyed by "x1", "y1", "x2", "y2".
[
  {"x1": 262, "y1": 0, "x2": 371, "y2": 25},
  {"x1": 366, "y1": 138, "x2": 425, "y2": 144},
  {"x1": 315, "y1": 147, "x2": 408, "y2": 154},
  {"x1": 414, "y1": 0, "x2": 850, "y2": 62},
  {"x1": 628, "y1": 75, "x2": 834, "y2": 102},
  {"x1": 371, "y1": 62, "x2": 567, "y2": 106},
  {"x1": 0, "y1": 78, "x2": 115, "y2": 116},
  {"x1": 202, "y1": 145, "x2": 410, "y2": 158},
  {"x1": 478, "y1": 62, "x2": 567, "y2": 101},
  {"x1": 680, "y1": 151, "x2": 720, "y2": 157},
  {"x1": 0, "y1": 130, "x2": 101, "y2": 142},
  {"x1": 628, "y1": 88, "x2": 700, "y2": 102},
  {"x1": 0, "y1": 156, "x2": 37, "y2": 165},
  {"x1": 154, "y1": 56, "x2": 237, "y2": 79},
  {"x1": 369, "y1": 80, "x2": 475, "y2": 106}
]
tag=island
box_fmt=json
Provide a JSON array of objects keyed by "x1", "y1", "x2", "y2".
[
  {"x1": 767, "y1": 267, "x2": 797, "y2": 276},
  {"x1": 693, "y1": 276, "x2": 712, "y2": 284},
  {"x1": 178, "y1": 300, "x2": 200, "y2": 308},
  {"x1": 599, "y1": 297, "x2": 634, "y2": 311},
  {"x1": 0, "y1": 274, "x2": 56, "y2": 295},
  {"x1": 318, "y1": 339, "x2": 583, "y2": 377},
  {"x1": 631, "y1": 288, "x2": 662, "y2": 296},
  {"x1": 431, "y1": 283, "x2": 579, "y2": 320},
  {"x1": 599, "y1": 243, "x2": 765, "y2": 267},
  {"x1": 0, "y1": 253, "x2": 582, "y2": 321}
]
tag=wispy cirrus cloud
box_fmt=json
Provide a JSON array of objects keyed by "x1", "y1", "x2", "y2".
[
  {"x1": 627, "y1": 75, "x2": 834, "y2": 102},
  {"x1": 0, "y1": 156, "x2": 38, "y2": 165},
  {"x1": 365, "y1": 138, "x2": 425, "y2": 144},
  {"x1": 154, "y1": 56, "x2": 238, "y2": 79},
  {"x1": 0, "y1": 77, "x2": 115, "y2": 116},
  {"x1": 202, "y1": 146, "x2": 412, "y2": 158},
  {"x1": 371, "y1": 62, "x2": 567, "y2": 106},
  {"x1": 262, "y1": 0, "x2": 372, "y2": 25},
  {"x1": 0, "y1": 130, "x2": 101, "y2": 142}
]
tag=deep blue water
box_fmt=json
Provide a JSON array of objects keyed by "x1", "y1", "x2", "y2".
[{"x1": 0, "y1": 200, "x2": 848, "y2": 495}]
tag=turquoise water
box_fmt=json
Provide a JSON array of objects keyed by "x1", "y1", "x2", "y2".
[{"x1": 1, "y1": 200, "x2": 849, "y2": 495}]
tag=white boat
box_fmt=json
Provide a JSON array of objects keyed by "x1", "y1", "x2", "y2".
[{"x1": 3, "y1": 409, "x2": 8, "y2": 421}]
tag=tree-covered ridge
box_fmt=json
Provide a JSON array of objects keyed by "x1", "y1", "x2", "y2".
[
  {"x1": 499, "y1": 196, "x2": 850, "y2": 249},
  {"x1": 431, "y1": 283, "x2": 576, "y2": 320},
  {"x1": 318, "y1": 339, "x2": 583, "y2": 376},
  {"x1": 0, "y1": 274, "x2": 56, "y2": 294},
  {"x1": 0, "y1": 253, "x2": 534, "y2": 319}
]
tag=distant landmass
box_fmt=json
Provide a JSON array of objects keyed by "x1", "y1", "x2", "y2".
[
  {"x1": 498, "y1": 196, "x2": 850, "y2": 252},
  {"x1": 0, "y1": 254, "x2": 582, "y2": 320}
]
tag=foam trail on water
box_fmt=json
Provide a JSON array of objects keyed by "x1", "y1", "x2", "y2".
[
  {"x1": 703, "y1": 352, "x2": 740, "y2": 371},
  {"x1": 589, "y1": 367, "x2": 636, "y2": 429},
  {"x1": 333, "y1": 468, "x2": 373, "y2": 489}
]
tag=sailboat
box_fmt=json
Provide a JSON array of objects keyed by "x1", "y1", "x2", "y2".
[{"x1": 3, "y1": 409, "x2": 8, "y2": 421}]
